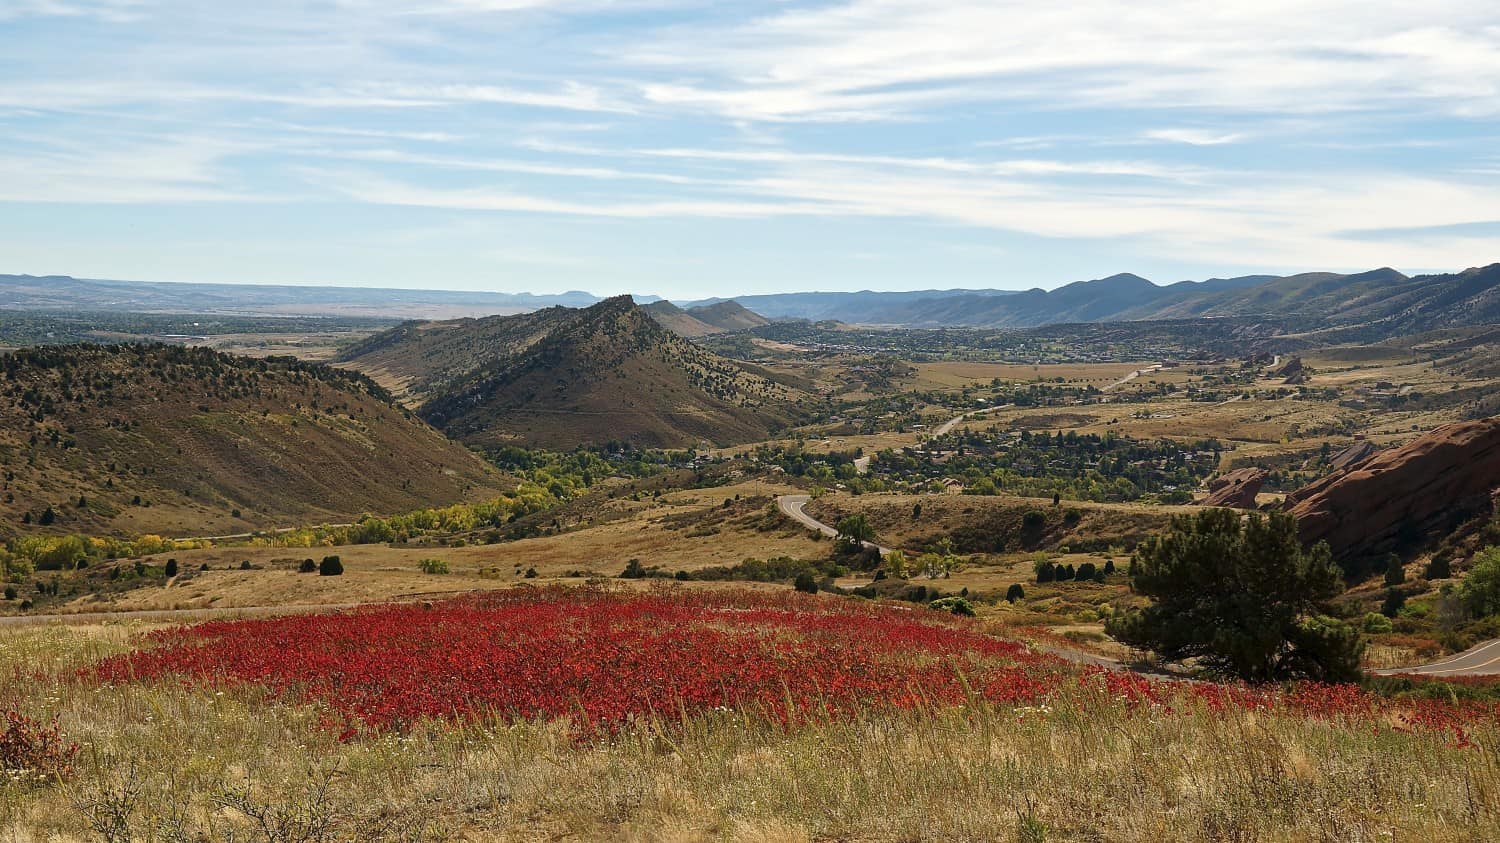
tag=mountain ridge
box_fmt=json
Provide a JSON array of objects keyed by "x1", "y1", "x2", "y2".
[{"x1": 339, "y1": 296, "x2": 806, "y2": 449}]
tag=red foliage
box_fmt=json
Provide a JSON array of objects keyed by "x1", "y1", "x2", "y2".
[
  {"x1": 89, "y1": 587, "x2": 1500, "y2": 747},
  {"x1": 93, "y1": 588, "x2": 1061, "y2": 735},
  {"x1": 0, "y1": 710, "x2": 79, "y2": 784}
]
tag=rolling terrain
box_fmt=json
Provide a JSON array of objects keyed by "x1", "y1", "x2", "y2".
[
  {"x1": 0, "y1": 344, "x2": 506, "y2": 537},
  {"x1": 642, "y1": 299, "x2": 770, "y2": 336},
  {"x1": 340, "y1": 296, "x2": 809, "y2": 449}
]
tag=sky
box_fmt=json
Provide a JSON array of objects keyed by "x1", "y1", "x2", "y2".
[{"x1": 2, "y1": 1, "x2": 1499, "y2": 299}]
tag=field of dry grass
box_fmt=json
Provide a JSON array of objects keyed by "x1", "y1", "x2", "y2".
[{"x1": 3, "y1": 606, "x2": 1497, "y2": 841}]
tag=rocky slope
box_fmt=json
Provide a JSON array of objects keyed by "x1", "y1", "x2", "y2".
[
  {"x1": 1286, "y1": 418, "x2": 1500, "y2": 561},
  {"x1": 1197, "y1": 468, "x2": 1267, "y2": 509}
]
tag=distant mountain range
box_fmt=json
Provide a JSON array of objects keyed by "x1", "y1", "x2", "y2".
[
  {"x1": 682, "y1": 265, "x2": 1500, "y2": 337},
  {"x1": 337, "y1": 297, "x2": 806, "y2": 449},
  {"x1": 9, "y1": 264, "x2": 1500, "y2": 336},
  {"x1": 0, "y1": 274, "x2": 614, "y2": 320}
]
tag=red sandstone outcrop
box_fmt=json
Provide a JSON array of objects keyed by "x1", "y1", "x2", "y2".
[
  {"x1": 1285, "y1": 418, "x2": 1500, "y2": 559},
  {"x1": 1196, "y1": 468, "x2": 1268, "y2": 509}
]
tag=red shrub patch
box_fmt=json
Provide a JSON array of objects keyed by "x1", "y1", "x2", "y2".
[
  {"x1": 89, "y1": 587, "x2": 1500, "y2": 746},
  {"x1": 92, "y1": 588, "x2": 1062, "y2": 735}
]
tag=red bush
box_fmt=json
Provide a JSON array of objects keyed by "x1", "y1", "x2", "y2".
[{"x1": 1, "y1": 710, "x2": 79, "y2": 785}]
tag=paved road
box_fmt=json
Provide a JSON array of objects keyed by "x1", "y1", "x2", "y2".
[
  {"x1": 1369, "y1": 639, "x2": 1500, "y2": 677},
  {"x1": 777, "y1": 494, "x2": 891, "y2": 555}
]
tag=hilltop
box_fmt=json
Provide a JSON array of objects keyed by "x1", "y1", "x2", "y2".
[
  {"x1": 644, "y1": 299, "x2": 771, "y2": 336},
  {"x1": 339, "y1": 296, "x2": 806, "y2": 449},
  {"x1": 0, "y1": 344, "x2": 506, "y2": 537}
]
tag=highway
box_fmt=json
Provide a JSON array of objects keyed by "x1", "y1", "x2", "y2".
[{"x1": 1369, "y1": 639, "x2": 1500, "y2": 678}]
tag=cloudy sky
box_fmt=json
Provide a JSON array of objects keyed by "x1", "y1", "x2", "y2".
[{"x1": 3, "y1": 0, "x2": 1499, "y2": 297}]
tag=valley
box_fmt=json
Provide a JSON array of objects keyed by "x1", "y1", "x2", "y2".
[{"x1": 7, "y1": 282, "x2": 1500, "y2": 840}]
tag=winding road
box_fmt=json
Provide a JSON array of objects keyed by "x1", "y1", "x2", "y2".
[
  {"x1": 1370, "y1": 640, "x2": 1500, "y2": 678},
  {"x1": 777, "y1": 494, "x2": 891, "y2": 555}
]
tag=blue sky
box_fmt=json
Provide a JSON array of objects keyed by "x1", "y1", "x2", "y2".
[{"x1": 2, "y1": 0, "x2": 1498, "y2": 298}]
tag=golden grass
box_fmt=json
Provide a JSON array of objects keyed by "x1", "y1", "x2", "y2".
[{"x1": 2, "y1": 622, "x2": 1497, "y2": 841}]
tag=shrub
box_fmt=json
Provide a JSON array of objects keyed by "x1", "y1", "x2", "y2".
[
  {"x1": 1103, "y1": 559, "x2": 1116, "y2": 575},
  {"x1": 1006, "y1": 583, "x2": 1025, "y2": 603},
  {"x1": 1382, "y1": 588, "x2": 1407, "y2": 618},
  {"x1": 164, "y1": 559, "x2": 178, "y2": 578},
  {"x1": 1362, "y1": 612, "x2": 1394, "y2": 633},
  {"x1": 319, "y1": 556, "x2": 343, "y2": 577},
  {"x1": 417, "y1": 558, "x2": 450, "y2": 575},
  {"x1": 1425, "y1": 554, "x2": 1452, "y2": 580},
  {"x1": 298, "y1": 558, "x2": 317, "y2": 573},
  {"x1": 674, "y1": 570, "x2": 691, "y2": 581},
  {"x1": 930, "y1": 596, "x2": 976, "y2": 616},
  {"x1": 793, "y1": 572, "x2": 819, "y2": 594},
  {"x1": 1075, "y1": 562, "x2": 1097, "y2": 581},
  {"x1": 1462, "y1": 546, "x2": 1500, "y2": 617},
  {"x1": 239, "y1": 560, "x2": 251, "y2": 571},
  {"x1": 620, "y1": 559, "x2": 648, "y2": 579},
  {"x1": 0, "y1": 710, "x2": 79, "y2": 785},
  {"x1": 1022, "y1": 509, "x2": 1047, "y2": 530},
  {"x1": 1383, "y1": 554, "x2": 1406, "y2": 586},
  {"x1": 524, "y1": 567, "x2": 538, "y2": 579},
  {"x1": 1034, "y1": 560, "x2": 1055, "y2": 583},
  {"x1": 2, "y1": 585, "x2": 15, "y2": 601}
]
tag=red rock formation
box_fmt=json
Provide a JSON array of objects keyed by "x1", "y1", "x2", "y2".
[
  {"x1": 1196, "y1": 468, "x2": 1268, "y2": 509},
  {"x1": 1326, "y1": 440, "x2": 1379, "y2": 472},
  {"x1": 1285, "y1": 418, "x2": 1500, "y2": 560}
]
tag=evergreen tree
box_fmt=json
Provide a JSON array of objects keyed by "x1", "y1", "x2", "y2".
[{"x1": 1106, "y1": 509, "x2": 1361, "y2": 682}]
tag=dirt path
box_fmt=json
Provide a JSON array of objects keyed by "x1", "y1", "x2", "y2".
[
  {"x1": 1102, "y1": 364, "x2": 1162, "y2": 393},
  {"x1": 932, "y1": 404, "x2": 1010, "y2": 437},
  {"x1": 0, "y1": 601, "x2": 378, "y2": 628}
]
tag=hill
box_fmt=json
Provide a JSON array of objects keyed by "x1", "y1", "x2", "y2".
[
  {"x1": 687, "y1": 300, "x2": 771, "y2": 332},
  {"x1": 339, "y1": 297, "x2": 806, "y2": 449},
  {"x1": 0, "y1": 344, "x2": 506, "y2": 537},
  {"x1": 645, "y1": 300, "x2": 771, "y2": 336},
  {"x1": 641, "y1": 301, "x2": 721, "y2": 337}
]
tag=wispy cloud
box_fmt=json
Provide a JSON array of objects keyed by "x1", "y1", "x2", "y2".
[
  {"x1": 626, "y1": 1, "x2": 1500, "y2": 121},
  {"x1": 2, "y1": 0, "x2": 1498, "y2": 292},
  {"x1": 1144, "y1": 129, "x2": 1246, "y2": 146}
]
